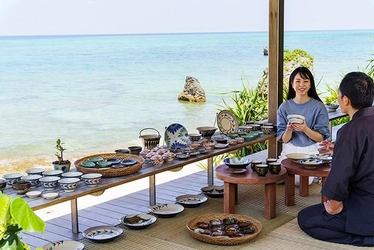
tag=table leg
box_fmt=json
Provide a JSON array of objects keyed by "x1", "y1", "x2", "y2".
[
  {"x1": 299, "y1": 176, "x2": 309, "y2": 197},
  {"x1": 149, "y1": 175, "x2": 156, "y2": 206},
  {"x1": 70, "y1": 199, "x2": 79, "y2": 234},
  {"x1": 223, "y1": 182, "x2": 237, "y2": 213},
  {"x1": 285, "y1": 173, "x2": 295, "y2": 206},
  {"x1": 207, "y1": 157, "x2": 214, "y2": 186},
  {"x1": 264, "y1": 183, "x2": 276, "y2": 219}
]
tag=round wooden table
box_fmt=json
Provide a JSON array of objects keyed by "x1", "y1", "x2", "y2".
[
  {"x1": 215, "y1": 164, "x2": 286, "y2": 219},
  {"x1": 281, "y1": 158, "x2": 331, "y2": 206}
]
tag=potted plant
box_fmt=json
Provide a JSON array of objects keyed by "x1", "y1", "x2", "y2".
[
  {"x1": 52, "y1": 139, "x2": 71, "y2": 173},
  {"x1": 0, "y1": 193, "x2": 45, "y2": 250}
]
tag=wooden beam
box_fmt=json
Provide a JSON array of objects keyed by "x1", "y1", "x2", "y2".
[{"x1": 268, "y1": 0, "x2": 284, "y2": 158}]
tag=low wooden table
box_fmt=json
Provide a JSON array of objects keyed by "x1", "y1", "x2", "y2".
[
  {"x1": 281, "y1": 158, "x2": 331, "y2": 206},
  {"x1": 215, "y1": 164, "x2": 287, "y2": 219}
]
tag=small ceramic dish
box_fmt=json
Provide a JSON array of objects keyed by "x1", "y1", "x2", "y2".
[
  {"x1": 88, "y1": 157, "x2": 104, "y2": 162},
  {"x1": 189, "y1": 151, "x2": 200, "y2": 156},
  {"x1": 214, "y1": 143, "x2": 229, "y2": 149},
  {"x1": 42, "y1": 240, "x2": 84, "y2": 250},
  {"x1": 43, "y1": 170, "x2": 63, "y2": 177},
  {"x1": 81, "y1": 161, "x2": 96, "y2": 168},
  {"x1": 176, "y1": 194, "x2": 208, "y2": 208},
  {"x1": 229, "y1": 168, "x2": 247, "y2": 174},
  {"x1": 201, "y1": 185, "x2": 224, "y2": 198},
  {"x1": 115, "y1": 149, "x2": 130, "y2": 154},
  {"x1": 198, "y1": 148, "x2": 208, "y2": 154},
  {"x1": 25, "y1": 168, "x2": 45, "y2": 175},
  {"x1": 121, "y1": 159, "x2": 137, "y2": 166},
  {"x1": 149, "y1": 203, "x2": 185, "y2": 218},
  {"x1": 0, "y1": 178, "x2": 6, "y2": 192},
  {"x1": 96, "y1": 161, "x2": 112, "y2": 168},
  {"x1": 42, "y1": 192, "x2": 59, "y2": 200},
  {"x1": 176, "y1": 153, "x2": 189, "y2": 159},
  {"x1": 297, "y1": 158, "x2": 323, "y2": 169},
  {"x1": 223, "y1": 156, "x2": 251, "y2": 168},
  {"x1": 83, "y1": 226, "x2": 123, "y2": 242},
  {"x1": 107, "y1": 158, "x2": 121, "y2": 165},
  {"x1": 2, "y1": 173, "x2": 23, "y2": 186},
  {"x1": 314, "y1": 154, "x2": 332, "y2": 164},
  {"x1": 286, "y1": 153, "x2": 311, "y2": 160},
  {"x1": 120, "y1": 214, "x2": 157, "y2": 230},
  {"x1": 26, "y1": 190, "x2": 42, "y2": 198}
]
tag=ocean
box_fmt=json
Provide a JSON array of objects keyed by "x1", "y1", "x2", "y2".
[{"x1": 0, "y1": 30, "x2": 373, "y2": 168}]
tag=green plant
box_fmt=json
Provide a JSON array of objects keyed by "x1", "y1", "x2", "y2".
[
  {"x1": 54, "y1": 139, "x2": 69, "y2": 164},
  {"x1": 365, "y1": 54, "x2": 374, "y2": 79},
  {"x1": 0, "y1": 194, "x2": 45, "y2": 250},
  {"x1": 323, "y1": 81, "x2": 339, "y2": 104}
]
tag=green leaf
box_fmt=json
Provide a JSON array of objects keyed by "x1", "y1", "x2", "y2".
[
  {"x1": 0, "y1": 195, "x2": 11, "y2": 226},
  {"x1": 10, "y1": 198, "x2": 45, "y2": 233}
]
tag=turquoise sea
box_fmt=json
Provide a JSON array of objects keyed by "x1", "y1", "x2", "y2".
[{"x1": 0, "y1": 30, "x2": 373, "y2": 166}]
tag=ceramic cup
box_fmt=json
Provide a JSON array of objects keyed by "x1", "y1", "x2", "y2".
[
  {"x1": 269, "y1": 162, "x2": 281, "y2": 174},
  {"x1": 266, "y1": 158, "x2": 278, "y2": 165},
  {"x1": 255, "y1": 164, "x2": 269, "y2": 176},
  {"x1": 251, "y1": 160, "x2": 262, "y2": 172}
]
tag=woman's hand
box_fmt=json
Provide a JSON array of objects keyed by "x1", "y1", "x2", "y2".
[
  {"x1": 290, "y1": 122, "x2": 307, "y2": 132},
  {"x1": 324, "y1": 199, "x2": 343, "y2": 214}
]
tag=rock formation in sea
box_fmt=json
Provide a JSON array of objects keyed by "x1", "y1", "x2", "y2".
[{"x1": 178, "y1": 76, "x2": 206, "y2": 102}]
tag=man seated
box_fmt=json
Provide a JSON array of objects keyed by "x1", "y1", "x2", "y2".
[{"x1": 297, "y1": 71, "x2": 374, "y2": 246}]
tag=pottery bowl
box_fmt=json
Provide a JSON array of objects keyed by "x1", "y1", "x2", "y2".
[
  {"x1": 269, "y1": 162, "x2": 281, "y2": 174},
  {"x1": 189, "y1": 143, "x2": 201, "y2": 150},
  {"x1": 228, "y1": 139, "x2": 237, "y2": 146},
  {"x1": 0, "y1": 178, "x2": 6, "y2": 192},
  {"x1": 22, "y1": 174, "x2": 42, "y2": 188},
  {"x1": 251, "y1": 160, "x2": 263, "y2": 171},
  {"x1": 25, "y1": 167, "x2": 45, "y2": 176},
  {"x1": 223, "y1": 157, "x2": 251, "y2": 169},
  {"x1": 43, "y1": 170, "x2": 63, "y2": 177},
  {"x1": 227, "y1": 133, "x2": 238, "y2": 139},
  {"x1": 287, "y1": 114, "x2": 305, "y2": 124},
  {"x1": 128, "y1": 146, "x2": 142, "y2": 155},
  {"x1": 325, "y1": 103, "x2": 339, "y2": 112},
  {"x1": 188, "y1": 133, "x2": 202, "y2": 142},
  {"x1": 12, "y1": 180, "x2": 32, "y2": 194},
  {"x1": 255, "y1": 164, "x2": 269, "y2": 176},
  {"x1": 97, "y1": 161, "x2": 112, "y2": 168},
  {"x1": 250, "y1": 124, "x2": 261, "y2": 131},
  {"x1": 196, "y1": 126, "x2": 217, "y2": 138},
  {"x1": 261, "y1": 125, "x2": 274, "y2": 134},
  {"x1": 238, "y1": 125, "x2": 252, "y2": 133},
  {"x1": 40, "y1": 176, "x2": 61, "y2": 190},
  {"x1": 214, "y1": 136, "x2": 228, "y2": 144},
  {"x1": 115, "y1": 148, "x2": 130, "y2": 154},
  {"x1": 81, "y1": 173, "x2": 102, "y2": 187},
  {"x1": 235, "y1": 137, "x2": 245, "y2": 144},
  {"x1": 59, "y1": 178, "x2": 80, "y2": 192},
  {"x1": 241, "y1": 133, "x2": 256, "y2": 142},
  {"x1": 2, "y1": 173, "x2": 23, "y2": 186},
  {"x1": 62, "y1": 171, "x2": 83, "y2": 179}
]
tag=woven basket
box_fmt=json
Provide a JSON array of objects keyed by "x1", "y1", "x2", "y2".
[
  {"x1": 139, "y1": 128, "x2": 161, "y2": 149},
  {"x1": 186, "y1": 213, "x2": 262, "y2": 245},
  {"x1": 74, "y1": 153, "x2": 144, "y2": 177}
]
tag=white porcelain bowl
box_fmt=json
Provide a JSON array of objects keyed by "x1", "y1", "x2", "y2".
[
  {"x1": 40, "y1": 176, "x2": 60, "y2": 190},
  {"x1": 81, "y1": 173, "x2": 102, "y2": 187},
  {"x1": 2, "y1": 173, "x2": 23, "y2": 186},
  {"x1": 43, "y1": 170, "x2": 63, "y2": 177},
  {"x1": 61, "y1": 171, "x2": 83, "y2": 179},
  {"x1": 59, "y1": 178, "x2": 80, "y2": 192},
  {"x1": 42, "y1": 192, "x2": 59, "y2": 200}
]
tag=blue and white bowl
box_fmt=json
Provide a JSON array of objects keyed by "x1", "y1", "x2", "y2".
[
  {"x1": 25, "y1": 167, "x2": 45, "y2": 176},
  {"x1": 223, "y1": 156, "x2": 251, "y2": 169},
  {"x1": 59, "y1": 178, "x2": 80, "y2": 192},
  {"x1": 40, "y1": 176, "x2": 60, "y2": 190},
  {"x1": 22, "y1": 174, "x2": 42, "y2": 188},
  {"x1": 2, "y1": 173, "x2": 23, "y2": 186},
  {"x1": 81, "y1": 173, "x2": 102, "y2": 187},
  {"x1": 61, "y1": 171, "x2": 83, "y2": 179}
]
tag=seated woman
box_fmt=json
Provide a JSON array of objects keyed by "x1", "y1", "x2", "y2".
[{"x1": 277, "y1": 66, "x2": 330, "y2": 185}]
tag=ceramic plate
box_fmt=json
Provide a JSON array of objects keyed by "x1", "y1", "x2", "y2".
[
  {"x1": 214, "y1": 143, "x2": 229, "y2": 149},
  {"x1": 176, "y1": 194, "x2": 208, "y2": 208},
  {"x1": 297, "y1": 158, "x2": 323, "y2": 169},
  {"x1": 83, "y1": 225, "x2": 123, "y2": 242},
  {"x1": 229, "y1": 168, "x2": 247, "y2": 174},
  {"x1": 217, "y1": 110, "x2": 239, "y2": 135},
  {"x1": 42, "y1": 240, "x2": 84, "y2": 250},
  {"x1": 120, "y1": 214, "x2": 157, "y2": 230},
  {"x1": 314, "y1": 154, "x2": 332, "y2": 164},
  {"x1": 286, "y1": 153, "x2": 311, "y2": 160},
  {"x1": 200, "y1": 185, "x2": 224, "y2": 198},
  {"x1": 81, "y1": 161, "x2": 96, "y2": 168},
  {"x1": 149, "y1": 203, "x2": 185, "y2": 218},
  {"x1": 164, "y1": 123, "x2": 189, "y2": 150}
]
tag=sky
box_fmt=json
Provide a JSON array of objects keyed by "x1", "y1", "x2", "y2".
[{"x1": 0, "y1": 0, "x2": 374, "y2": 36}]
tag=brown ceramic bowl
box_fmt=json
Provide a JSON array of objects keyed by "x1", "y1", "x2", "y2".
[
  {"x1": 12, "y1": 180, "x2": 31, "y2": 194},
  {"x1": 196, "y1": 126, "x2": 217, "y2": 138},
  {"x1": 0, "y1": 178, "x2": 6, "y2": 192}
]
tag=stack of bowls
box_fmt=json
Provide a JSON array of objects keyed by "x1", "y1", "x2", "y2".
[
  {"x1": 2, "y1": 173, "x2": 23, "y2": 186},
  {"x1": 287, "y1": 114, "x2": 305, "y2": 124}
]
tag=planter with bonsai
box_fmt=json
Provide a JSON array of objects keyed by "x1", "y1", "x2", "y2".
[
  {"x1": 0, "y1": 193, "x2": 45, "y2": 249},
  {"x1": 52, "y1": 139, "x2": 71, "y2": 173}
]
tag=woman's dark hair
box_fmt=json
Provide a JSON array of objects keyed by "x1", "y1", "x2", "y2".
[
  {"x1": 339, "y1": 72, "x2": 374, "y2": 109},
  {"x1": 287, "y1": 66, "x2": 322, "y2": 102}
]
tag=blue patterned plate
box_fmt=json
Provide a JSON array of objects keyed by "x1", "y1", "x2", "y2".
[
  {"x1": 42, "y1": 240, "x2": 84, "y2": 250},
  {"x1": 82, "y1": 225, "x2": 123, "y2": 242},
  {"x1": 164, "y1": 123, "x2": 189, "y2": 150}
]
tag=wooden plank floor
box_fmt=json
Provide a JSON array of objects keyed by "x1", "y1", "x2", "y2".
[{"x1": 22, "y1": 149, "x2": 266, "y2": 249}]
